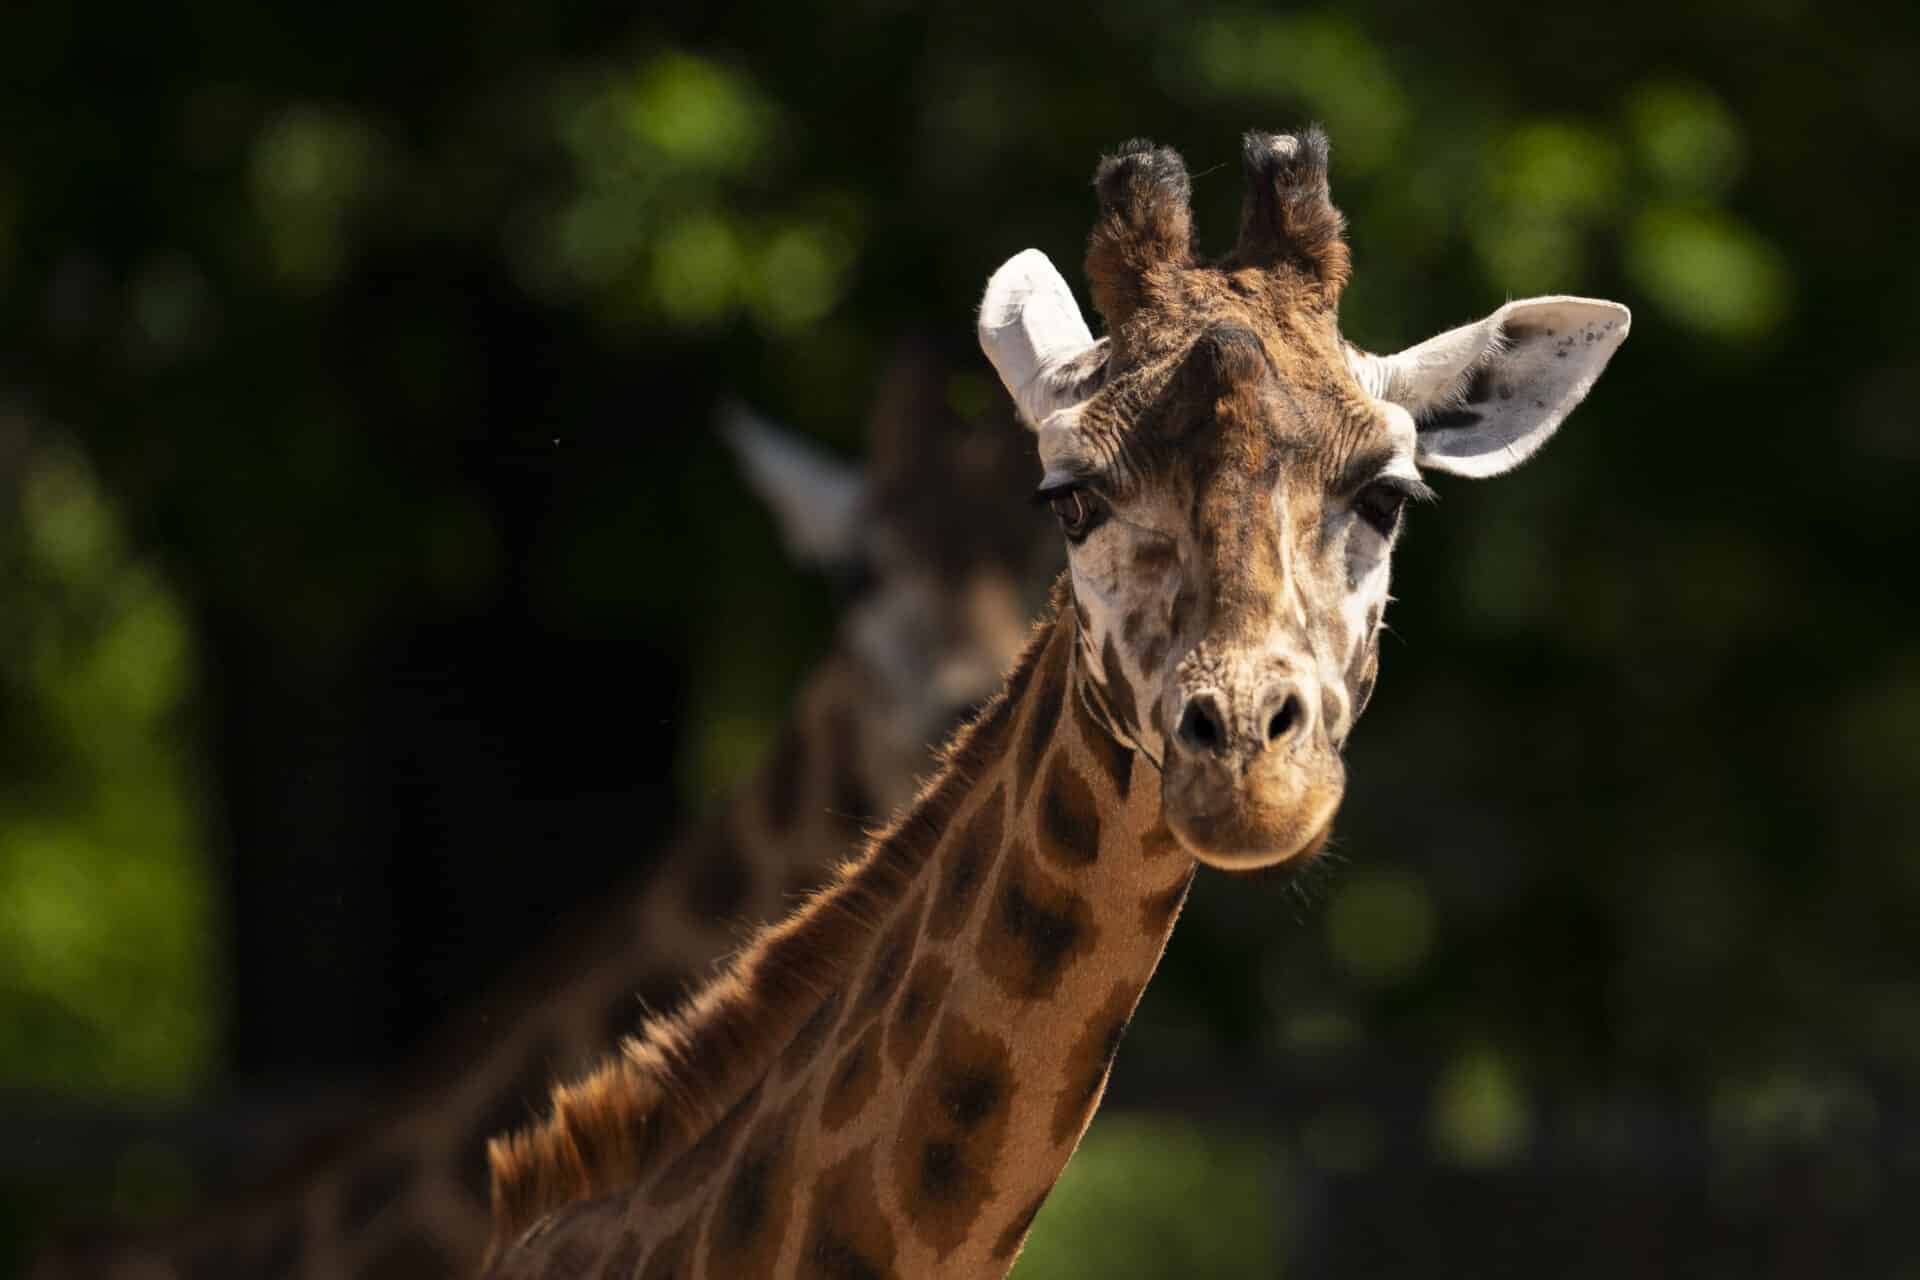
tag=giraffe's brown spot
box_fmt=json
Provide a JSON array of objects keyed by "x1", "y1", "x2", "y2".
[
  {"x1": 851, "y1": 892, "x2": 923, "y2": 1025},
  {"x1": 1140, "y1": 822, "x2": 1184, "y2": 860},
  {"x1": 637, "y1": 1224, "x2": 693, "y2": 1280},
  {"x1": 820, "y1": 1020, "x2": 884, "y2": 1132},
  {"x1": 1139, "y1": 629, "x2": 1170, "y2": 681},
  {"x1": 1015, "y1": 629, "x2": 1068, "y2": 805},
  {"x1": 1037, "y1": 755, "x2": 1101, "y2": 868},
  {"x1": 1098, "y1": 633, "x2": 1141, "y2": 745},
  {"x1": 648, "y1": 1082, "x2": 762, "y2": 1207},
  {"x1": 899, "y1": 1012, "x2": 1016, "y2": 1257},
  {"x1": 1051, "y1": 981, "x2": 1143, "y2": 1144},
  {"x1": 801, "y1": 1144, "x2": 898, "y2": 1280},
  {"x1": 683, "y1": 829, "x2": 753, "y2": 923},
  {"x1": 1071, "y1": 682, "x2": 1132, "y2": 800},
  {"x1": 1141, "y1": 864, "x2": 1197, "y2": 933},
  {"x1": 887, "y1": 953, "x2": 953, "y2": 1073},
  {"x1": 1132, "y1": 539, "x2": 1178, "y2": 573},
  {"x1": 338, "y1": 1150, "x2": 416, "y2": 1232},
  {"x1": 826, "y1": 704, "x2": 875, "y2": 831},
  {"x1": 1170, "y1": 584, "x2": 1197, "y2": 625},
  {"x1": 777, "y1": 988, "x2": 845, "y2": 1081},
  {"x1": 763, "y1": 719, "x2": 806, "y2": 831},
  {"x1": 702, "y1": 1103, "x2": 797, "y2": 1275},
  {"x1": 981, "y1": 846, "x2": 1098, "y2": 1000},
  {"x1": 990, "y1": 1192, "x2": 1053, "y2": 1260},
  {"x1": 930, "y1": 787, "x2": 1002, "y2": 940}
]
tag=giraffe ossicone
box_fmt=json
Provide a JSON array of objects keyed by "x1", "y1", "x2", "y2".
[{"x1": 482, "y1": 126, "x2": 1627, "y2": 1277}]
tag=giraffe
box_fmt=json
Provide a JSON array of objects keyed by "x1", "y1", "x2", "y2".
[
  {"x1": 478, "y1": 126, "x2": 1629, "y2": 1277},
  {"x1": 26, "y1": 341, "x2": 1059, "y2": 1280}
]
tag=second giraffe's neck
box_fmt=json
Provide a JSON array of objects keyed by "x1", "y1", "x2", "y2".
[
  {"x1": 28, "y1": 641, "x2": 913, "y2": 1279},
  {"x1": 488, "y1": 600, "x2": 1197, "y2": 1277}
]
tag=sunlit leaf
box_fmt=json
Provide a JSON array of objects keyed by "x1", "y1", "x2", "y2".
[
  {"x1": 1326, "y1": 869, "x2": 1436, "y2": 985},
  {"x1": 1627, "y1": 205, "x2": 1790, "y2": 341},
  {"x1": 1431, "y1": 1045, "x2": 1532, "y2": 1167},
  {"x1": 1627, "y1": 80, "x2": 1745, "y2": 198}
]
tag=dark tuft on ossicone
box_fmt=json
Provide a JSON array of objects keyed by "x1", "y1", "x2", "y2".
[{"x1": 1233, "y1": 125, "x2": 1350, "y2": 297}]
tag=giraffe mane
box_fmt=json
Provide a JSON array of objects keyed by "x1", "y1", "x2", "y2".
[{"x1": 484, "y1": 579, "x2": 1072, "y2": 1255}]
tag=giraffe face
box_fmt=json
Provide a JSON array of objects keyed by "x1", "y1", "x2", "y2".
[
  {"x1": 979, "y1": 129, "x2": 1628, "y2": 870},
  {"x1": 729, "y1": 342, "x2": 1061, "y2": 815},
  {"x1": 836, "y1": 525, "x2": 1046, "y2": 809},
  {"x1": 1036, "y1": 323, "x2": 1414, "y2": 869}
]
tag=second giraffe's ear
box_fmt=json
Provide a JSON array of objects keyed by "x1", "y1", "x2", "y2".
[
  {"x1": 978, "y1": 249, "x2": 1110, "y2": 429},
  {"x1": 1350, "y1": 297, "x2": 1631, "y2": 478},
  {"x1": 719, "y1": 400, "x2": 865, "y2": 565}
]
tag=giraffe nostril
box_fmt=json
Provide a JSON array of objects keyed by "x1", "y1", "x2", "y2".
[
  {"x1": 1176, "y1": 698, "x2": 1226, "y2": 755},
  {"x1": 1265, "y1": 694, "x2": 1302, "y2": 744}
]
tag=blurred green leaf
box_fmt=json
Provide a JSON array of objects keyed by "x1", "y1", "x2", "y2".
[
  {"x1": 1627, "y1": 81, "x2": 1746, "y2": 199},
  {"x1": 0, "y1": 442, "x2": 215, "y2": 1097},
  {"x1": 1431, "y1": 1045, "x2": 1532, "y2": 1167},
  {"x1": 1327, "y1": 869, "x2": 1436, "y2": 985},
  {"x1": 1182, "y1": 12, "x2": 1408, "y2": 174},
  {"x1": 249, "y1": 107, "x2": 384, "y2": 289},
  {"x1": 1627, "y1": 205, "x2": 1791, "y2": 341}
]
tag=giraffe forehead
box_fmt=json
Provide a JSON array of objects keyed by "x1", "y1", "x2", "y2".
[{"x1": 1048, "y1": 333, "x2": 1403, "y2": 501}]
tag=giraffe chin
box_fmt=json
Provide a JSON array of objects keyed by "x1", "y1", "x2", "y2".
[{"x1": 1160, "y1": 750, "x2": 1345, "y2": 871}]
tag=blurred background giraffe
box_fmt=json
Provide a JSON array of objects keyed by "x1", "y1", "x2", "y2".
[{"x1": 21, "y1": 343, "x2": 1059, "y2": 1276}]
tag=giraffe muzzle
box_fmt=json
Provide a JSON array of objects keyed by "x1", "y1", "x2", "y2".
[{"x1": 1161, "y1": 674, "x2": 1345, "y2": 869}]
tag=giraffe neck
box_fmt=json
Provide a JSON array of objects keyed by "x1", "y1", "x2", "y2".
[
  {"x1": 486, "y1": 600, "x2": 1197, "y2": 1278},
  {"x1": 29, "y1": 649, "x2": 906, "y2": 1280}
]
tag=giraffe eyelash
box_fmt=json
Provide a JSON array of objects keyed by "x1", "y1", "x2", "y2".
[{"x1": 1357, "y1": 473, "x2": 1437, "y2": 505}]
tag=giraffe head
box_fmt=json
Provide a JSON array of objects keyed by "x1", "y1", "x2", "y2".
[
  {"x1": 727, "y1": 340, "x2": 1061, "y2": 813},
  {"x1": 980, "y1": 128, "x2": 1628, "y2": 869}
]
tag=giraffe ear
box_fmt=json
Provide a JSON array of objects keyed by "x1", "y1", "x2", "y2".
[
  {"x1": 978, "y1": 249, "x2": 1109, "y2": 429},
  {"x1": 1350, "y1": 297, "x2": 1631, "y2": 478},
  {"x1": 718, "y1": 399, "x2": 865, "y2": 565}
]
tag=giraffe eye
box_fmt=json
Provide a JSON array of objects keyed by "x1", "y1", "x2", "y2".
[
  {"x1": 1353, "y1": 481, "x2": 1408, "y2": 537},
  {"x1": 1043, "y1": 486, "x2": 1106, "y2": 542}
]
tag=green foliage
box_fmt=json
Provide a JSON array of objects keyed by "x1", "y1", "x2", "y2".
[
  {"x1": 1628, "y1": 205, "x2": 1791, "y2": 341},
  {"x1": 1014, "y1": 1116, "x2": 1286, "y2": 1278},
  {"x1": 523, "y1": 51, "x2": 860, "y2": 335},
  {"x1": 1326, "y1": 869, "x2": 1436, "y2": 986},
  {"x1": 250, "y1": 107, "x2": 385, "y2": 290},
  {"x1": 0, "y1": 438, "x2": 215, "y2": 1097},
  {"x1": 1430, "y1": 1045, "x2": 1532, "y2": 1167},
  {"x1": 1183, "y1": 12, "x2": 1410, "y2": 175}
]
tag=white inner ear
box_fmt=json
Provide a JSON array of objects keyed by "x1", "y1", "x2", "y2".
[
  {"x1": 718, "y1": 400, "x2": 865, "y2": 564},
  {"x1": 1356, "y1": 297, "x2": 1630, "y2": 479},
  {"x1": 978, "y1": 249, "x2": 1103, "y2": 428}
]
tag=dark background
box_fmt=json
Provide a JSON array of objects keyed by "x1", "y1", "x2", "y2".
[{"x1": 3, "y1": 1, "x2": 1918, "y2": 1274}]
